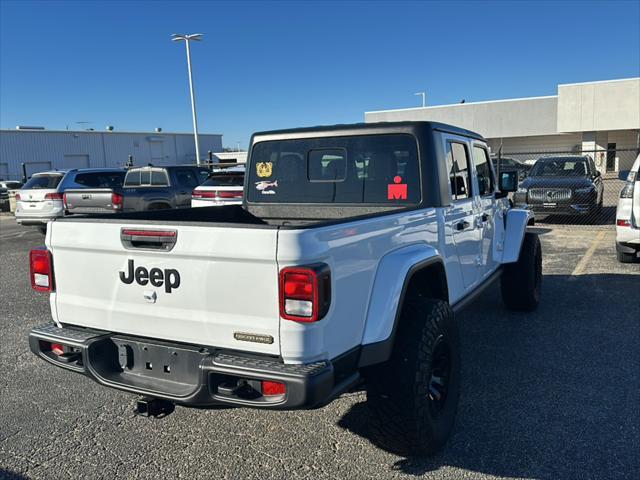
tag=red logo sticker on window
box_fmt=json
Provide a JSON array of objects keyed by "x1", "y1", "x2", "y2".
[{"x1": 387, "y1": 176, "x2": 407, "y2": 200}]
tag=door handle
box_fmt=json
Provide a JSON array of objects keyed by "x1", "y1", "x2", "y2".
[{"x1": 455, "y1": 220, "x2": 470, "y2": 231}]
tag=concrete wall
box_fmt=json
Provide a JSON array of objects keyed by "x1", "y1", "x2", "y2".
[
  {"x1": 487, "y1": 133, "x2": 583, "y2": 154},
  {"x1": 365, "y1": 96, "x2": 559, "y2": 139},
  {"x1": 0, "y1": 130, "x2": 223, "y2": 180},
  {"x1": 557, "y1": 78, "x2": 640, "y2": 133}
]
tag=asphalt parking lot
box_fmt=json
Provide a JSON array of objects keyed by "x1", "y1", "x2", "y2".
[{"x1": 1, "y1": 215, "x2": 638, "y2": 480}]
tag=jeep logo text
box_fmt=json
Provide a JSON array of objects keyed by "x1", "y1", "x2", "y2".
[{"x1": 119, "y1": 259, "x2": 180, "y2": 293}]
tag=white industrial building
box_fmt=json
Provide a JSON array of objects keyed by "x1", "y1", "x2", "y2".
[
  {"x1": 0, "y1": 128, "x2": 223, "y2": 180},
  {"x1": 365, "y1": 77, "x2": 640, "y2": 172}
]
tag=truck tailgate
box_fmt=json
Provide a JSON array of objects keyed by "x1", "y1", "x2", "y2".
[
  {"x1": 48, "y1": 220, "x2": 280, "y2": 355},
  {"x1": 64, "y1": 188, "x2": 118, "y2": 214}
]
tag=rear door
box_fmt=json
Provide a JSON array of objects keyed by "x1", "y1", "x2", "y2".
[
  {"x1": 471, "y1": 143, "x2": 499, "y2": 278},
  {"x1": 48, "y1": 220, "x2": 282, "y2": 355},
  {"x1": 443, "y1": 138, "x2": 482, "y2": 291}
]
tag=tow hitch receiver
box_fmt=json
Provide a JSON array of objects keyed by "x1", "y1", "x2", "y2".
[{"x1": 135, "y1": 396, "x2": 175, "y2": 418}]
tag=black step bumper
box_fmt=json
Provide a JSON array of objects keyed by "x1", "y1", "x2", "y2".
[{"x1": 29, "y1": 323, "x2": 357, "y2": 410}]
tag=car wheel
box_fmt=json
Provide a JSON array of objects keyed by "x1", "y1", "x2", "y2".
[
  {"x1": 501, "y1": 232, "x2": 542, "y2": 311},
  {"x1": 617, "y1": 251, "x2": 638, "y2": 263},
  {"x1": 364, "y1": 298, "x2": 460, "y2": 456}
]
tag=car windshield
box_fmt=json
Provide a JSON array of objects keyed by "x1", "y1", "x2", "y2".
[
  {"x1": 22, "y1": 174, "x2": 63, "y2": 189},
  {"x1": 201, "y1": 173, "x2": 244, "y2": 187},
  {"x1": 531, "y1": 159, "x2": 588, "y2": 177}
]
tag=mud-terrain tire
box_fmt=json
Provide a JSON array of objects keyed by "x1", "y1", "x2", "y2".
[
  {"x1": 364, "y1": 298, "x2": 460, "y2": 457},
  {"x1": 617, "y1": 251, "x2": 638, "y2": 263},
  {"x1": 501, "y1": 232, "x2": 542, "y2": 311}
]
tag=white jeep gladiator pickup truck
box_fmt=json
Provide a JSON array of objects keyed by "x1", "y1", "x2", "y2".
[{"x1": 29, "y1": 122, "x2": 541, "y2": 456}]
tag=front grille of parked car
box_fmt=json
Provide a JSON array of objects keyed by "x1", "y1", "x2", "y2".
[{"x1": 528, "y1": 188, "x2": 572, "y2": 202}]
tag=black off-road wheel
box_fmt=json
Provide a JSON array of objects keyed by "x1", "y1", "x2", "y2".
[
  {"x1": 501, "y1": 232, "x2": 542, "y2": 311},
  {"x1": 364, "y1": 298, "x2": 460, "y2": 457}
]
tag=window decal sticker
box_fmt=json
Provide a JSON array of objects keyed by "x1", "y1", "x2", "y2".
[
  {"x1": 388, "y1": 176, "x2": 407, "y2": 200},
  {"x1": 256, "y1": 162, "x2": 273, "y2": 178},
  {"x1": 255, "y1": 180, "x2": 278, "y2": 195}
]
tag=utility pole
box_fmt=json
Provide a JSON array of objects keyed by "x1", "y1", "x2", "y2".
[{"x1": 172, "y1": 33, "x2": 203, "y2": 164}]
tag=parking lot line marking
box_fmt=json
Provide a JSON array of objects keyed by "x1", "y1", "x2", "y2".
[{"x1": 571, "y1": 230, "x2": 606, "y2": 276}]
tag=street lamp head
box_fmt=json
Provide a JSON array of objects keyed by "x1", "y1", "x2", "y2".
[{"x1": 171, "y1": 33, "x2": 203, "y2": 41}]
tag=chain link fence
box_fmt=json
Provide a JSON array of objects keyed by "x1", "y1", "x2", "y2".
[{"x1": 495, "y1": 147, "x2": 639, "y2": 227}]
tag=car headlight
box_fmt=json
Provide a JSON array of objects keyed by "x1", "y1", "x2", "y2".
[{"x1": 575, "y1": 186, "x2": 595, "y2": 194}]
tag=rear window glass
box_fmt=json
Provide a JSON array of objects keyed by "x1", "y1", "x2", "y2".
[
  {"x1": 23, "y1": 175, "x2": 63, "y2": 189},
  {"x1": 202, "y1": 173, "x2": 244, "y2": 187},
  {"x1": 73, "y1": 172, "x2": 125, "y2": 188},
  {"x1": 247, "y1": 134, "x2": 420, "y2": 204},
  {"x1": 124, "y1": 169, "x2": 168, "y2": 186}
]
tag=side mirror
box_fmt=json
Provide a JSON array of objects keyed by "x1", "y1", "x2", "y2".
[{"x1": 496, "y1": 170, "x2": 518, "y2": 198}]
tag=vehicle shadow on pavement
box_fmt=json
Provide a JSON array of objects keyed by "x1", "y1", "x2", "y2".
[
  {"x1": 338, "y1": 273, "x2": 640, "y2": 479},
  {"x1": 0, "y1": 469, "x2": 29, "y2": 480}
]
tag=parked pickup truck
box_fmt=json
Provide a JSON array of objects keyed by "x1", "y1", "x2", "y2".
[
  {"x1": 29, "y1": 122, "x2": 541, "y2": 456},
  {"x1": 63, "y1": 165, "x2": 210, "y2": 214}
]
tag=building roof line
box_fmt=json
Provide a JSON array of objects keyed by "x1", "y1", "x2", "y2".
[
  {"x1": 558, "y1": 77, "x2": 640, "y2": 87},
  {"x1": 0, "y1": 129, "x2": 224, "y2": 136},
  {"x1": 365, "y1": 95, "x2": 558, "y2": 115}
]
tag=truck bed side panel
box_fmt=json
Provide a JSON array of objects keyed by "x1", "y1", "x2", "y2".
[{"x1": 277, "y1": 208, "x2": 440, "y2": 363}]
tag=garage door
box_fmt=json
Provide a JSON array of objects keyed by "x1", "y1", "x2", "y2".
[
  {"x1": 26, "y1": 162, "x2": 52, "y2": 177},
  {"x1": 63, "y1": 154, "x2": 90, "y2": 169},
  {"x1": 0, "y1": 163, "x2": 8, "y2": 179}
]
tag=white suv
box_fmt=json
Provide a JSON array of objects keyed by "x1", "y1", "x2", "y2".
[{"x1": 616, "y1": 153, "x2": 640, "y2": 263}]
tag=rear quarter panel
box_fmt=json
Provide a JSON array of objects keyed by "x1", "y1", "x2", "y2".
[{"x1": 277, "y1": 208, "x2": 440, "y2": 363}]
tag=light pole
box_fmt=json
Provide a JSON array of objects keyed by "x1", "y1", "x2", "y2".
[
  {"x1": 172, "y1": 33, "x2": 203, "y2": 164},
  {"x1": 414, "y1": 92, "x2": 426, "y2": 108}
]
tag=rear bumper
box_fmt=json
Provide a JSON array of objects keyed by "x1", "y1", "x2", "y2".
[
  {"x1": 616, "y1": 240, "x2": 640, "y2": 254},
  {"x1": 15, "y1": 211, "x2": 63, "y2": 225},
  {"x1": 29, "y1": 323, "x2": 357, "y2": 410}
]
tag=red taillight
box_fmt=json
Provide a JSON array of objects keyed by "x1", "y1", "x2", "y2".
[
  {"x1": 30, "y1": 247, "x2": 54, "y2": 292},
  {"x1": 44, "y1": 192, "x2": 63, "y2": 200},
  {"x1": 192, "y1": 189, "x2": 242, "y2": 199},
  {"x1": 192, "y1": 189, "x2": 216, "y2": 199},
  {"x1": 262, "y1": 380, "x2": 286, "y2": 396},
  {"x1": 111, "y1": 192, "x2": 123, "y2": 210},
  {"x1": 15, "y1": 193, "x2": 21, "y2": 201},
  {"x1": 279, "y1": 265, "x2": 331, "y2": 322},
  {"x1": 51, "y1": 343, "x2": 65, "y2": 356},
  {"x1": 617, "y1": 219, "x2": 631, "y2": 227},
  {"x1": 62, "y1": 192, "x2": 68, "y2": 208},
  {"x1": 217, "y1": 191, "x2": 243, "y2": 199},
  {"x1": 121, "y1": 229, "x2": 176, "y2": 237}
]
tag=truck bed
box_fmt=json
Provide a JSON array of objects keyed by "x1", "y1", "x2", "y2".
[{"x1": 57, "y1": 204, "x2": 408, "y2": 228}]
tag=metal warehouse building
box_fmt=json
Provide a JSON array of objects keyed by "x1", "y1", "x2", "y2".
[
  {"x1": 366, "y1": 77, "x2": 640, "y2": 172},
  {"x1": 0, "y1": 129, "x2": 223, "y2": 180}
]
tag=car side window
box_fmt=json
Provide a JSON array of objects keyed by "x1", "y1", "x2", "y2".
[
  {"x1": 472, "y1": 146, "x2": 495, "y2": 196},
  {"x1": 124, "y1": 170, "x2": 141, "y2": 186},
  {"x1": 175, "y1": 169, "x2": 199, "y2": 188},
  {"x1": 151, "y1": 170, "x2": 169, "y2": 186},
  {"x1": 448, "y1": 142, "x2": 472, "y2": 200}
]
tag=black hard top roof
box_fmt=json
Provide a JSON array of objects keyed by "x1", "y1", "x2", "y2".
[{"x1": 251, "y1": 121, "x2": 485, "y2": 142}]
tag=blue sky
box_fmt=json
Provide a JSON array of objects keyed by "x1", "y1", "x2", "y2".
[{"x1": 1, "y1": 0, "x2": 639, "y2": 149}]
